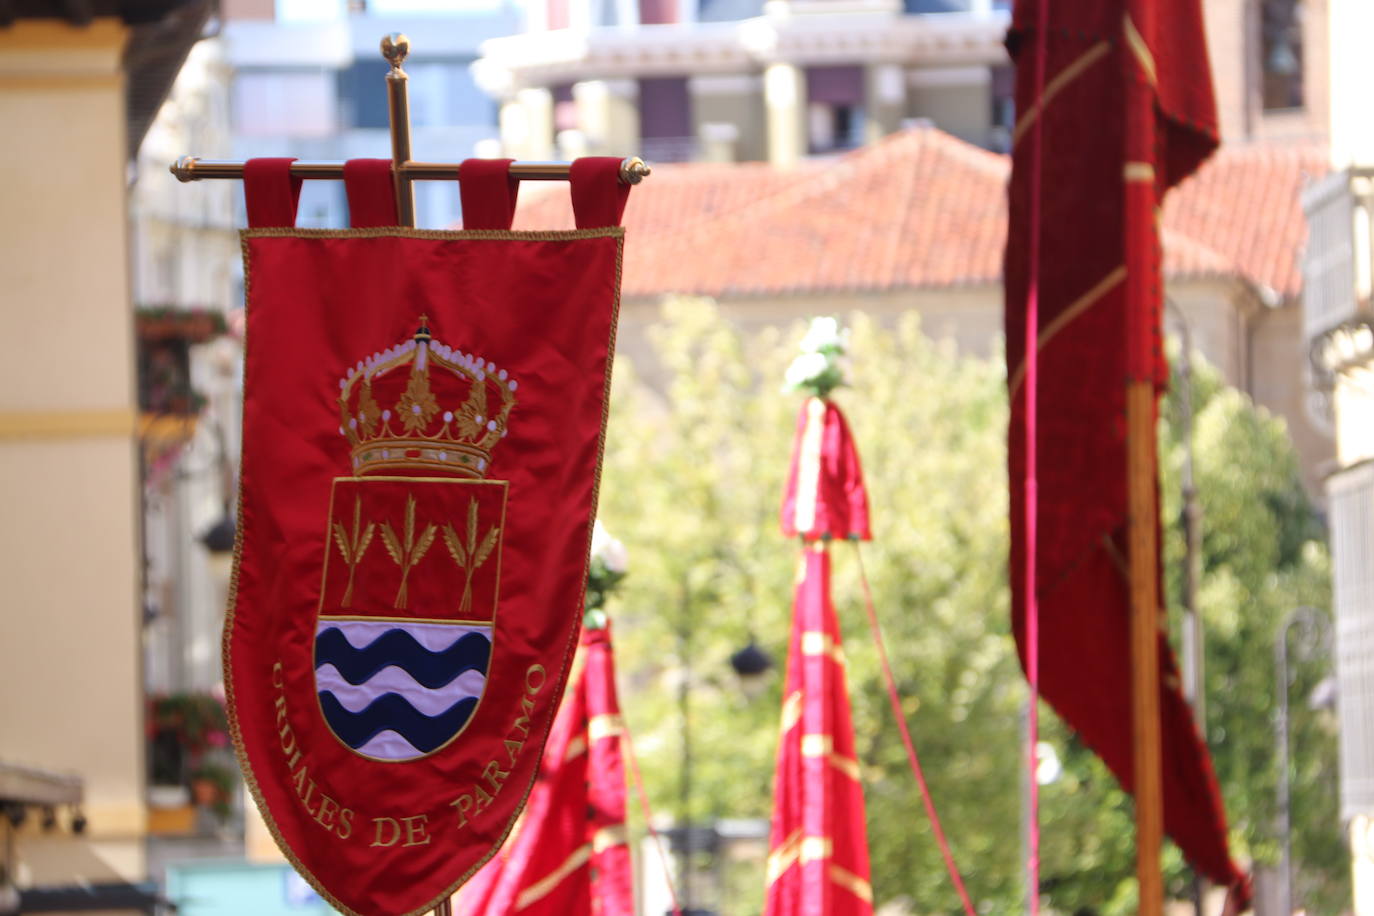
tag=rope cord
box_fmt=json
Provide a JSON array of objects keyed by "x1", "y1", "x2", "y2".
[
  {"x1": 852, "y1": 543, "x2": 977, "y2": 916},
  {"x1": 1023, "y1": 0, "x2": 1051, "y2": 912},
  {"x1": 621, "y1": 714, "x2": 683, "y2": 916}
]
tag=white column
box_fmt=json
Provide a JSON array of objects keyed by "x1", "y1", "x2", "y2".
[
  {"x1": 573, "y1": 79, "x2": 640, "y2": 157},
  {"x1": 864, "y1": 62, "x2": 906, "y2": 143},
  {"x1": 764, "y1": 61, "x2": 806, "y2": 169},
  {"x1": 499, "y1": 87, "x2": 554, "y2": 161}
]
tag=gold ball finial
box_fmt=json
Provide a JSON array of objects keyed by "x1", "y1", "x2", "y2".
[
  {"x1": 619, "y1": 157, "x2": 652, "y2": 185},
  {"x1": 171, "y1": 156, "x2": 197, "y2": 182},
  {"x1": 380, "y1": 33, "x2": 410, "y2": 70}
]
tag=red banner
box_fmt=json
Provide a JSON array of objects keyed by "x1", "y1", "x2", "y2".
[
  {"x1": 225, "y1": 157, "x2": 630, "y2": 916},
  {"x1": 767, "y1": 397, "x2": 873, "y2": 916},
  {"x1": 458, "y1": 623, "x2": 634, "y2": 916},
  {"x1": 1004, "y1": 0, "x2": 1247, "y2": 901}
]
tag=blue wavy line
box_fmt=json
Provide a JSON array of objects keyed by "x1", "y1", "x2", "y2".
[
  {"x1": 318, "y1": 691, "x2": 479, "y2": 753},
  {"x1": 314, "y1": 628, "x2": 490, "y2": 688}
]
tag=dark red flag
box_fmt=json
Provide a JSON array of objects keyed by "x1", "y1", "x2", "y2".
[
  {"x1": 1005, "y1": 1, "x2": 1248, "y2": 902},
  {"x1": 457, "y1": 622, "x2": 634, "y2": 916},
  {"x1": 225, "y1": 158, "x2": 630, "y2": 916},
  {"x1": 767, "y1": 397, "x2": 874, "y2": 916}
]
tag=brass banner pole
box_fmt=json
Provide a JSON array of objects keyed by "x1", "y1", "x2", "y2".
[
  {"x1": 380, "y1": 33, "x2": 416, "y2": 228},
  {"x1": 169, "y1": 34, "x2": 651, "y2": 199}
]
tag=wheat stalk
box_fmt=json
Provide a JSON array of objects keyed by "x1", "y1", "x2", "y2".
[
  {"x1": 381, "y1": 494, "x2": 436, "y2": 609},
  {"x1": 443, "y1": 498, "x2": 501, "y2": 615},
  {"x1": 332, "y1": 495, "x2": 375, "y2": 607}
]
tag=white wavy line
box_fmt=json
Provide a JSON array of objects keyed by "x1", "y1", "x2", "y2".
[
  {"x1": 316, "y1": 620, "x2": 492, "y2": 652},
  {"x1": 354, "y1": 730, "x2": 425, "y2": 761},
  {"x1": 316, "y1": 664, "x2": 486, "y2": 716}
]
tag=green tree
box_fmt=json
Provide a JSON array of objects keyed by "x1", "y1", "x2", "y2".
[{"x1": 597, "y1": 297, "x2": 1342, "y2": 914}]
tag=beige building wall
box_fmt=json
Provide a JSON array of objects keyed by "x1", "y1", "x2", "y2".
[
  {"x1": 690, "y1": 76, "x2": 768, "y2": 164},
  {"x1": 1250, "y1": 297, "x2": 1335, "y2": 495},
  {"x1": 1204, "y1": 0, "x2": 1330, "y2": 144},
  {"x1": 0, "y1": 18, "x2": 146, "y2": 885},
  {"x1": 906, "y1": 74, "x2": 991, "y2": 150}
]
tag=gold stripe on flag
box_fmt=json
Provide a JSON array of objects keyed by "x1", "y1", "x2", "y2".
[
  {"x1": 593, "y1": 823, "x2": 628, "y2": 853},
  {"x1": 515, "y1": 843, "x2": 592, "y2": 911},
  {"x1": 766, "y1": 829, "x2": 803, "y2": 886},
  {"x1": 780, "y1": 691, "x2": 803, "y2": 733},
  {"x1": 801, "y1": 631, "x2": 846, "y2": 667},
  {"x1": 829, "y1": 864, "x2": 874, "y2": 903},
  {"x1": 1124, "y1": 162, "x2": 1156, "y2": 183},
  {"x1": 800, "y1": 734, "x2": 861, "y2": 781},
  {"x1": 800, "y1": 836, "x2": 833, "y2": 863},
  {"x1": 588, "y1": 713, "x2": 624, "y2": 743},
  {"x1": 1122, "y1": 14, "x2": 1158, "y2": 85},
  {"x1": 1009, "y1": 266, "x2": 1127, "y2": 394},
  {"x1": 1012, "y1": 41, "x2": 1110, "y2": 146}
]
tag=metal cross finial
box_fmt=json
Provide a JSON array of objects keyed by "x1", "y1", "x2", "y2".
[{"x1": 167, "y1": 34, "x2": 650, "y2": 220}]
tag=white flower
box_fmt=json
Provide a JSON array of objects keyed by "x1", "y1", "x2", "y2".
[
  {"x1": 784, "y1": 351, "x2": 830, "y2": 389},
  {"x1": 590, "y1": 518, "x2": 629, "y2": 574},
  {"x1": 799, "y1": 316, "x2": 848, "y2": 354}
]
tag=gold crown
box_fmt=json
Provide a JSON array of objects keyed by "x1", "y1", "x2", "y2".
[{"x1": 337, "y1": 317, "x2": 517, "y2": 479}]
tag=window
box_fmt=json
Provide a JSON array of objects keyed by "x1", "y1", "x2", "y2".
[
  {"x1": 1261, "y1": 0, "x2": 1303, "y2": 111},
  {"x1": 989, "y1": 65, "x2": 1014, "y2": 152},
  {"x1": 337, "y1": 60, "x2": 391, "y2": 129},
  {"x1": 639, "y1": 77, "x2": 694, "y2": 162},
  {"x1": 233, "y1": 70, "x2": 337, "y2": 137},
  {"x1": 806, "y1": 66, "x2": 865, "y2": 154}
]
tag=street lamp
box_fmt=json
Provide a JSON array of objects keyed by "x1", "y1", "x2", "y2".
[
  {"x1": 1166, "y1": 300, "x2": 1209, "y2": 916},
  {"x1": 1165, "y1": 300, "x2": 1204, "y2": 727},
  {"x1": 198, "y1": 415, "x2": 237, "y2": 557},
  {"x1": 1275, "y1": 605, "x2": 1332, "y2": 916},
  {"x1": 729, "y1": 637, "x2": 773, "y2": 696}
]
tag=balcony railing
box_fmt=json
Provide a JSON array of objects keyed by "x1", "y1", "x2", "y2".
[{"x1": 1302, "y1": 168, "x2": 1374, "y2": 345}]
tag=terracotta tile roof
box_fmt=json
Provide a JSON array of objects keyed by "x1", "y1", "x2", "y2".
[
  {"x1": 507, "y1": 128, "x2": 1328, "y2": 299},
  {"x1": 1164, "y1": 142, "x2": 1328, "y2": 295}
]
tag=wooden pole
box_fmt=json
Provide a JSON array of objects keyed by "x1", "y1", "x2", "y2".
[
  {"x1": 1123, "y1": 3, "x2": 1165, "y2": 911},
  {"x1": 1127, "y1": 380, "x2": 1164, "y2": 915}
]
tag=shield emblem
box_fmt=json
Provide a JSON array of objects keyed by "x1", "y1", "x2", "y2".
[{"x1": 315, "y1": 477, "x2": 507, "y2": 762}]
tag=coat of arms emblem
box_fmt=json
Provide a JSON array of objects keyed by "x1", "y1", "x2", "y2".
[{"x1": 316, "y1": 318, "x2": 514, "y2": 762}]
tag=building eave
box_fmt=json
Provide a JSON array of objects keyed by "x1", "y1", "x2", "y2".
[{"x1": 474, "y1": 10, "x2": 1009, "y2": 95}]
